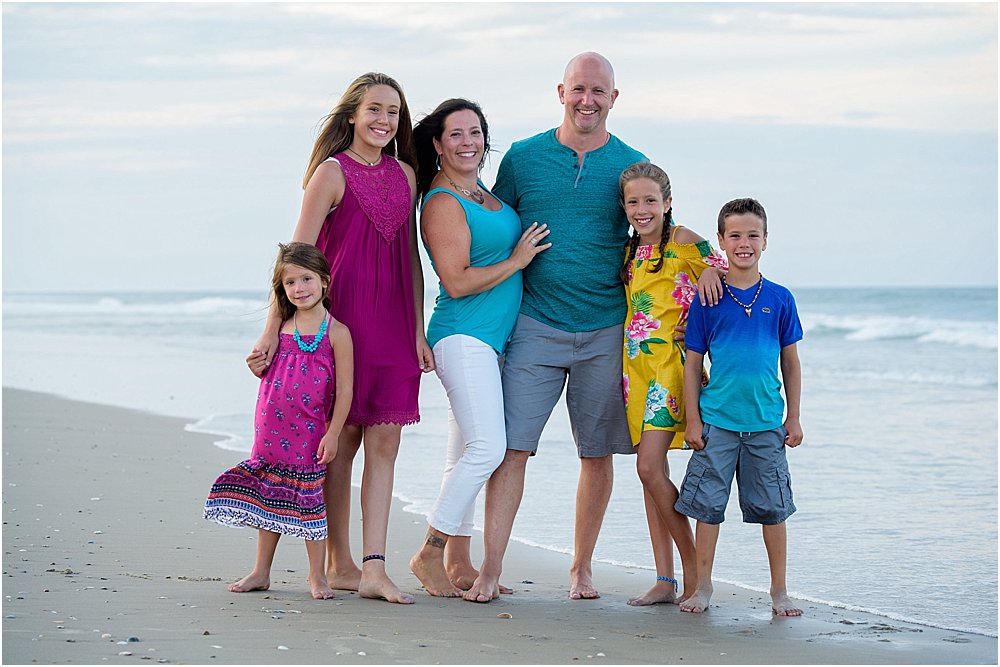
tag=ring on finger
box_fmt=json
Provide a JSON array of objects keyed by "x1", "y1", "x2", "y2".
[{"x1": 530, "y1": 238, "x2": 538, "y2": 246}]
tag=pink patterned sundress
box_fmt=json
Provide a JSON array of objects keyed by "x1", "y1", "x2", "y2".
[{"x1": 204, "y1": 321, "x2": 334, "y2": 540}]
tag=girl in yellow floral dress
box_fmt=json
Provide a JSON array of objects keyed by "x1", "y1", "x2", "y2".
[{"x1": 619, "y1": 162, "x2": 726, "y2": 606}]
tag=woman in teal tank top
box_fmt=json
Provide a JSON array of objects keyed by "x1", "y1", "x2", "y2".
[{"x1": 408, "y1": 99, "x2": 551, "y2": 599}]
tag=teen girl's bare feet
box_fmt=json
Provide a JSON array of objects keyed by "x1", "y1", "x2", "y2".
[
  {"x1": 771, "y1": 591, "x2": 803, "y2": 616},
  {"x1": 228, "y1": 572, "x2": 270, "y2": 593},
  {"x1": 326, "y1": 565, "x2": 362, "y2": 591},
  {"x1": 359, "y1": 570, "x2": 414, "y2": 604},
  {"x1": 679, "y1": 585, "x2": 713, "y2": 613}
]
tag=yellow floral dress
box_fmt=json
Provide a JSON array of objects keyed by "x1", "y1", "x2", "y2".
[{"x1": 622, "y1": 226, "x2": 727, "y2": 448}]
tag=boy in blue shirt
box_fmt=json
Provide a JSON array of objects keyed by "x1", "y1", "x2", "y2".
[{"x1": 674, "y1": 198, "x2": 804, "y2": 616}]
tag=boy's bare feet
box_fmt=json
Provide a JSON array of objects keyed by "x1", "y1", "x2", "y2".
[
  {"x1": 627, "y1": 580, "x2": 679, "y2": 606},
  {"x1": 569, "y1": 567, "x2": 600, "y2": 599},
  {"x1": 309, "y1": 577, "x2": 336, "y2": 600},
  {"x1": 359, "y1": 570, "x2": 414, "y2": 604},
  {"x1": 771, "y1": 591, "x2": 803, "y2": 616},
  {"x1": 410, "y1": 552, "x2": 462, "y2": 598},
  {"x1": 463, "y1": 573, "x2": 501, "y2": 603},
  {"x1": 228, "y1": 572, "x2": 270, "y2": 593},
  {"x1": 679, "y1": 585, "x2": 713, "y2": 613},
  {"x1": 326, "y1": 565, "x2": 362, "y2": 591}
]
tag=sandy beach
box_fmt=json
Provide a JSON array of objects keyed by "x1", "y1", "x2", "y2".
[{"x1": 2, "y1": 387, "x2": 995, "y2": 665}]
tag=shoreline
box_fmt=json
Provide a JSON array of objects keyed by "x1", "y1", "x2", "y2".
[{"x1": 2, "y1": 387, "x2": 996, "y2": 664}]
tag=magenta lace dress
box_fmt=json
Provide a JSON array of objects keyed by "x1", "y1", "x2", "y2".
[
  {"x1": 315, "y1": 153, "x2": 421, "y2": 426},
  {"x1": 204, "y1": 322, "x2": 334, "y2": 540}
]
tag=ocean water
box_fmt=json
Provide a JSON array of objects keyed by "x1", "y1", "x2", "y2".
[{"x1": 3, "y1": 287, "x2": 997, "y2": 637}]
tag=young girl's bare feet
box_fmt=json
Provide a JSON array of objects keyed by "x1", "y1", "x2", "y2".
[
  {"x1": 771, "y1": 591, "x2": 803, "y2": 616},
  {"x1": 679, "y1": 585, "x2": 712, "y2": 613},
  {"x1": 463, "y1": 573, "x2": 501, "y2": 603},
  {"x1": 326, "y1": 565, "x2": 362, "y2": 591},
  {"x1": 228, "y1": 572, "x2": 270, "y2": 593},
  {"x1": 627, "y1": 579, "x2": 679, "y2": 606},
  {"x1": 410, "y1": 551, "x2": 462, "y2": 598},
  {"x1": 359, "y1": 570, "x2": 414, "y2": 604},
  {"x1": 309, "y1": 577, "x2": 336, "y2": 600}
]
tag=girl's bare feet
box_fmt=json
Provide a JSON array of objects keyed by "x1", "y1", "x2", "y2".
[
  {"x1": 359, "y1": 569, "x2": 414, "y2": 604},
  {"x1": 309, "y1": 576, "x2": 336, "y2": 600},
  {"x1": 627, "y1": 579, "x2": 679, "y2": 606},
  {"x1": 326, "y1": 565, "x2": 362, "y2": 591},
  {"x1": 771, "y1": 591, "x2": 803, "y2": 616},
  {"x1": 449, "y1": 567, "x2": 513, "y2": 595},
  {"x1": 228, "y1": 572, "x2": 270, "y2": 593}
]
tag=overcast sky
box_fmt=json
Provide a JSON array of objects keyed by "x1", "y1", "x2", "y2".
[{"x1": 3, "y1": 2, "x2": 997, "y2": 291}]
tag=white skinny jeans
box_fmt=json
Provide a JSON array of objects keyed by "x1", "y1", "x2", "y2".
[{"x1": 428, "y1": 334, "x2": 507, "y2": 536}]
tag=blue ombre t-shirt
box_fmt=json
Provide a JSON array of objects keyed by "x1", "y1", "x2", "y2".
[{"x1": 684, "y1": 277, "x2": 803, "y2": 432}]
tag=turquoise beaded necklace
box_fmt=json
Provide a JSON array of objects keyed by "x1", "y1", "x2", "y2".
[{"x1": 292, "y1": 311, "x2": 329, "y2": 353}]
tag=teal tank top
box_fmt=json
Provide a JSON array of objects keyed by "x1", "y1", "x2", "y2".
[{"x1": 423, "y1": 187, "x2": 523, "y2": 354}]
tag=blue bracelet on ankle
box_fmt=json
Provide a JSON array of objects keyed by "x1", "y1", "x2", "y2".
[
  {"x1": 362, "y1": 553, "x2": 385, "y2": 563},
  {"x1": 656, "y1": 575, "x2": 678, "y2": 592}
]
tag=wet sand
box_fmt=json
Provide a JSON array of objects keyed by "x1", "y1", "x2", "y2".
[{"x1": 2, "y1": 387, "x2": 995, "y2": 664}]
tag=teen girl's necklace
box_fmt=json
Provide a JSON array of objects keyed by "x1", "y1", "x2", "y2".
[
  {"x1": 723, "y1": 274, "x2": 764, "y2": 318},
  {"x1": 345, "y1": 147, "x2": 380, "y2": 166},
  {"x1": 293, "y1": 311, "x2": 329, "y2": 353},
  {"x1": 445, "y1": 175, "x2": 485, "y2": 205}
]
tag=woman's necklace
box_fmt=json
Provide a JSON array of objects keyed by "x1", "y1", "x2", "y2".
[
  {"x1": 723, "y1": 274, "x2": 764, "y2": 317},
  {"x1": 293, "y1": 311, "x2": 329, "y2": 352},
  {"x1": 345, "y1": 147, "x2": 380, "y2": 166},
  {"x1": 445, "y1": 175, "x2": 485, "y2": 205}
]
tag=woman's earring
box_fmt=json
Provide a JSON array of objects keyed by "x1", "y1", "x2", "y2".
[{"x1": 435, "y1": 154, "x2": 441, "y2": 170}]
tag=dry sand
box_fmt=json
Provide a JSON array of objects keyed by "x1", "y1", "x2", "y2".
[{"x1": 2, "y1": 387, "x2": 995, "y2": 664}]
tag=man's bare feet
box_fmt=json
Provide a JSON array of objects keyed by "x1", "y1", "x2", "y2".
[
  {"x1": 679, "y1": 585, "x2": 712, "y2": 613},
  {"x1": 771, "y1": 591, "x2": 803, "y2": 616},
  {"x1": 228, "y1": 572, "x2": 270, "y2": 593},
  {"x1": 359, "y1": 570, "x2": 414, "y2": 604},
  {"x1": 309, "y1": 577, "x2": 336, "y2": 600},
  {"x1": 627, "y1": 579, "x2": 679, "y2": 606},
  {"x1": 410, "y1": 552, "x2": 462, "y2": 598},
  {"x1": 326, "y1": 565, "x2": 362, "y2": 591},
  {"x1": 449, "y1": 567, "x2": 513, "y2": 595},
  {"x1": 569, "y1": 568, "x2": 600, "y2": 600},
  {"x1": 463, "y1": 573, "x2": 501, "y2": 603}
]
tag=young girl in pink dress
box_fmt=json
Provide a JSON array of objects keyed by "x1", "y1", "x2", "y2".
[
  {"x1": 206, "y1": 242, "x2": 353, "y2": 600},
  {"x1": 247, "y1": 73, "x2": 432, "y2": 605}
]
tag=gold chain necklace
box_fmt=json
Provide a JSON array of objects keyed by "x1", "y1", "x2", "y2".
[
  {"x1": 445, "y1": 175, "x2": 485, "y2": 205},
  {"x1": 346, "y1": 147, "x2": 380, "y2": 166},
  {"x1": 723, "y1": 274, "x2": 764, "y2": 317}
]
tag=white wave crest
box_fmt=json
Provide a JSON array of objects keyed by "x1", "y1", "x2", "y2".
[
  {"x1": 802, "y1": 312, "x2": 997, "y2": 350},
  {"x1": 4, "y1": 295, "x2": 267, "y2": 317}
]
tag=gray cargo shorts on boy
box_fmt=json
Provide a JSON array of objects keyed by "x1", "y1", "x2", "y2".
[
  {"x1": 674, "y1": 423, "x2": 795, "y2": 525},
  {"x1": 501, "y1": 314, "x2": 633, "y2": 457}
]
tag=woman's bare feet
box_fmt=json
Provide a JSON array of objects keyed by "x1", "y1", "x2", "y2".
[
  {"x1": 679, "y1": 585, "x2": 712, "y2": 613},
  {"x1": 309, "y1": 576, "x2": 336, "y2": 600},
  {"x1": 359, "y1": 569, "x2": 414, "y2": 604},
  {"x1": 228, "y1": 572, "x2": 270, "y2": 593},
  {"x1": 410, "y1": 551, "x2": 462, "y2": 598},
  {"x1": 627, "y1": 579, "x2": 679, "y2": 606},
  {"x1": 771, "y1": 591, "x2": 803, "y2": 616},
  {"x1": 326, "y1": 565, "x2": 362, "y2": 591},
  {"x1": 463, "y1": 573, "x2": 501, "y2": 603}
]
